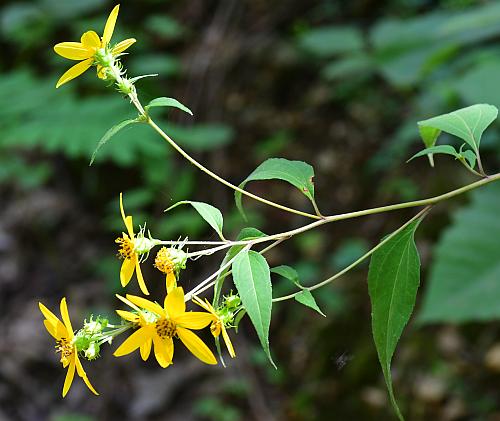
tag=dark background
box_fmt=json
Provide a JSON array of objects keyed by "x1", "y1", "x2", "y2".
[{"x1": 1, "y1": 0, "x2": 500, "y2": 420}]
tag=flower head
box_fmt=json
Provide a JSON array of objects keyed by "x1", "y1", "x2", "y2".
[
  {"x1": 154, "y1": 246, "x2": 188, "y2": 293},
  {"x1": 39, "y1": 298, "x2": 98, "y2": 397},
  {"x1": 114, "y1": 287, "x2": 217, "y2": 367},
  {"x1": 53, "y1": 5, "x2": 136, "y2": 88},
  {"x1": 116, "y1": 193, "x2": 150, "y2": 295},
  {"x1": 193, "y1": 296, "x2": 236, "y2": 358}
]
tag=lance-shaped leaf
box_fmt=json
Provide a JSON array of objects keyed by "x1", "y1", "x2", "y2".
[
  {"x1": 166, "y1": 201, "x2": 224, "y2": 240},
  {"x1": 233, "y1": 250, "x2": 275, "y2": 367},
  {"x1": 145, "y1": 97, "x2": 193, "y2": 115},
  {"x1": 368, "y1": 219, "x2": 422, "y2": 421},
  {"x1": 271, "y1": 265, "x2": 301, "y2": 287},
  {"x1": 213, "y1": 228, "x2": 266, "y2": 306},
  {"x1": 417, "y1": 104, "x2": 498, "y2": 153},
  {"x1": 235, "y1": 158, "x2": 316, "y2": 219},
  {"x1": 90, "y1": 118, "x2": 139, "y2": 165},
  {"x1": 294, "y1": 290, "x2": 326, "y2": 317}
]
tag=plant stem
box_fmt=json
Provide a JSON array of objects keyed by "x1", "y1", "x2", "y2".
[
  {"x1": 123, "y1": 86, "x2": 320, "y2": 219},
  {"x1": 273, "y1": 206, "x2": 432, "y2": 302},
  {"x1": 146, "y1": 119, "x2": 321, "y2": 220},
  {"x1": 185, "y1": 244, "x2": 252, "y2": 301}
]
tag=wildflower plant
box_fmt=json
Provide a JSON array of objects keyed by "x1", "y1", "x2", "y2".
[{"x1": 39, "y1": 4, "x2": 500, "y2": 419}]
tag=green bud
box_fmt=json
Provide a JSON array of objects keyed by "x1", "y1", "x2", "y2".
[
  {"x1": 84, "y1": 341, "x2": 100, "y2": 360},
  {"x1": 94, "y1": 48, "x2": 114, "y2": 67},
  {"x1": 117, "y1": 78, "x2": 134, "y2": 95},
  {"x1": 225, "y1": 294, "x2": 241, "y2": 309},
  {"x1": 133, "y1": 236, "x2": 156, "y2": 255},
  {"x1": 219, "y1": 310, "x2": 234, "y2": 325},
  {"x1": 167, "y1": 247, "x2": 188, "y2": 270},
  {"x1": 83, "y1": 316, "x2": 108, "y2": 335}
]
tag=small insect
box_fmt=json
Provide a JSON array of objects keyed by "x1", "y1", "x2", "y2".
[{"x1": 334, "y1": 352, "x2": 354, "y2": 370}]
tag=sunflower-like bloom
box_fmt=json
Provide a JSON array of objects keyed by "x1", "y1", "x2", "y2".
[
  {"x1": 154, "y1": 247, "x2": 178, "y2": 293},
  {"x1": 53, "y1": 4, "x2": 136, "y2": 88},
  {"x1": 39, "y1": 298, "x2": 98, "y2": 397},
  {"x1": 116, "y1": 193, "x2": 149, "y2": 295},
  {"x1": 114, "y1": 287, "x2": 217, "y2": 367},
  {"x1": 193, "y1": 296, "x2": 236, "y2": 358}
]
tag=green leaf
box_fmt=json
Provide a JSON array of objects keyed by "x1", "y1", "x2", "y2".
[
  {"x1": 419, "y1": 183, "x2": 500, "y2": 323},
  {"x1": 461, "y1": 150, "x2": 477, "y2": 169},
  {"x1": 368, "y1": 219, "x2": 422, "y2": 421},
  {"x1": 271, "y1": 265, "x2": 301, "y2": 287},
  {"x1": 294, "y1": 290, "x2": 326, "y2": 317},
  {"x1": 232, "y1": 250, "x2": 275, "y2": 367},
  {"x1": 166, "y1": 201, "x2": 224, "y2": 240},
  {"x1": 408, "y1": 145, "x2": 459, "y2": 165},
  {"x1": 213, "y1": 228, "x2": 267, "y2": 306},
  {"x1": 235, "y1": 158, "x2": 316, "y2": 219},
  {"x1": 145, "y1": 97, "x2": 193, "y2": 115},
  {"x1": 417, "y1": 125, "x2": 441, "y2": 166},
  {"x1": 90, "y1": 119, "x2": 139, "y2": 165},
  {"x1": 417, "y1": 104, "x2": 498, "y2": 151}
]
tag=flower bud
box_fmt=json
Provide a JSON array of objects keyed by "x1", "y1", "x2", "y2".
[
  {"x1": 84, "y1": 341, "x2": 101, "y2": 360},
  {"x1": 133, "y1": 236, "x2": 156, "y2": 255},
  {"x1": 117, "y1": 78, "x2": 134, "y2": 95},
  {"x1": 83, "y1": 316, "x2": 108, "y2": 335},
  {"x1": 225, "y1": 294, "x2": 241, "y2": 309}
]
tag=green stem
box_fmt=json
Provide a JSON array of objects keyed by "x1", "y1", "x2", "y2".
[
  {"x1": 458, "y1": 158, "x2": 484, "y2": 177},
  {"x1": 227, "y1": 171, "x2": 500, "y2": 247},
  {"x1": 273, "y1": 206, "x2": 432, "y2": 302},
  {"x1": 146, "y1": 119, "x2": 321, "y2": 220},
  {"x1": 98, "y1": 323, "x2": 133, "y2": 345}
]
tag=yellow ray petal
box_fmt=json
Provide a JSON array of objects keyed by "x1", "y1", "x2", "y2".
[
  {"x1": 175, "y1": 312, "x2": 214, "y2": 330},
  {"x1": 102, "y1": 4, "x2": 120, "y2": 46},
  {"x1": 116, "y1": 294, "x2": 142, "y2": 313},
  {"x1": 112, "y1": 38, "x2": 136, "y2": 55},
  {"x1": 43, "y1": 319, "x2": 67, "y2": 340},
  {"x1": 176, "y1": 327, "x2": 217, "y2": 365},
  {"x1": 120, "y1": 257, "x2": 135, "y2": 287},
  {"x1": 119, "y1": 193, "x2": 134, "y2": 237},
  {"x1": 221, "y1": 325, "x2": 236, "y2": 358},
  {"x1": 140, "y1": 337, "x2": 152, "y2": 360},
  {"x1": 153, "y1": 334, "x2": 173, "y2": 368},
  {"x1": 164, "y1": 287, "x2": 185, "y2": 319},
  {"x1": 114, "y1": 326, "x2": 150, "y2": 357},
  {"x1": 75, "y1": 355, "x2": 99, "y2": 395},
  {"x1": 135, "y1": 259, "x2": 150, "y2": 296},
  {"x1": 39, "y1": 302, "x2": 62, "y2": 326},
  {"x1": 59, "y1": 298, "x2": 73, "y2": 339},
  {"x1": 116, "y1": 310, "x2": 139, "y2": 323},
  {"x1": 192, "y1": 296, "x2": 215, "y2": 314},
  {"x1": 54, "y1": 42, "x2": 93, "y2": 60},
  {"x1": 166, "y1": 271, "x2": 176, "y2": 293},
  {"x1": 56, "y1": 58, "x2": 93, "y2": 88},
  {"x1": 126, "y1": 295, "x2": 164, "y2": 316},
  {"x1": 81, "y1": 30, "x2": 101, "y2": 49},
  {"x1": 62, "y1": 359, "x2": 76, "y2": 397}
]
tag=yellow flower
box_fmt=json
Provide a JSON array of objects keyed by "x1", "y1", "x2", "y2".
[
  {"x1": 116, "y1": 192, "x2": 149, "y2": 295},
  {"x1": 154, "y1": 247, "x2": 177, "y2": 293},
  {"x1": 39, "y1": 298, "x2": 99, "y2": 397},
  {"x1": 192, "y1": 296, "x2": 236, "y2": 358},
  {"x1": 114, "y1": 287, "x2": 217, "y2": 367},
  {"x1": 53, "y1": 5, "x2": 136, "y2": 88}
]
